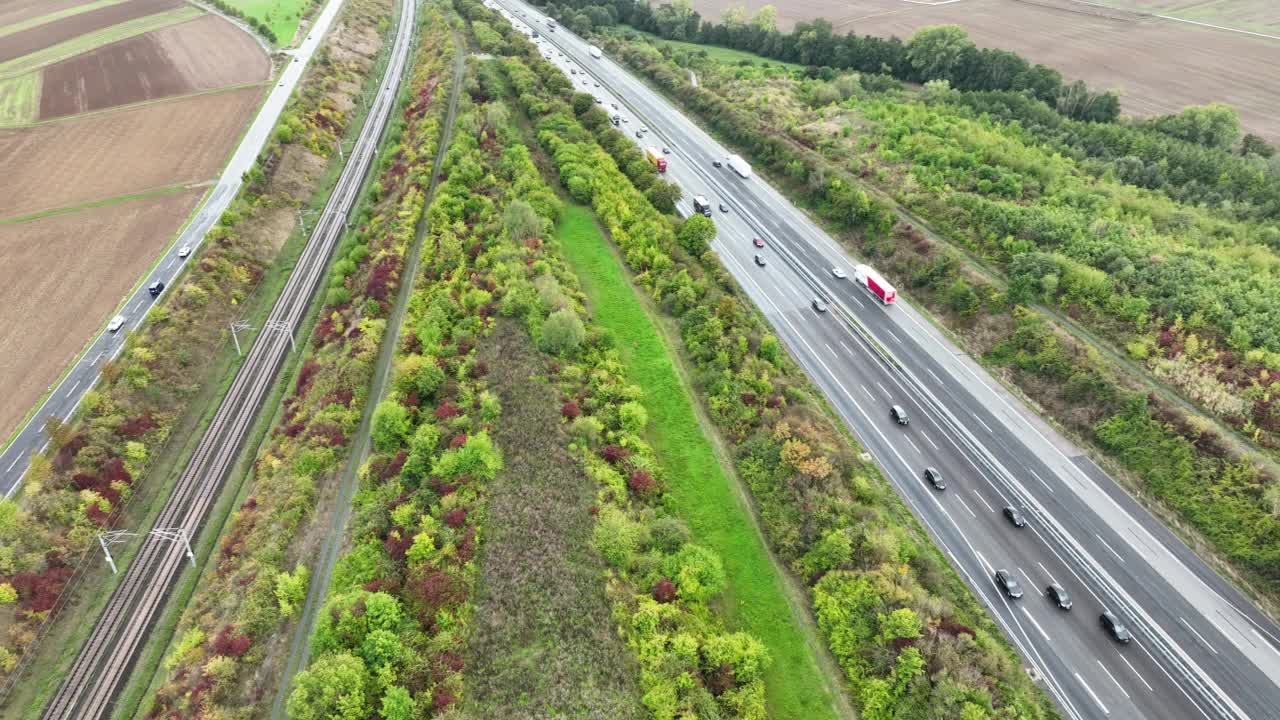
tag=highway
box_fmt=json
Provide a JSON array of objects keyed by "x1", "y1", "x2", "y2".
[
  {"x1": 0, "y1": 0, "x2": 349, "y2": 497},
  {"x1": 492, "y1": 3, "x2": 1280, "y2": 719},
  {"x1": 37, "y1": 0, "x2": 416, "y2": 716}
]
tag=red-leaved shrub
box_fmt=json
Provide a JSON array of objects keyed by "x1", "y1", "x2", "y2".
[
  {"x1": 444, "y1": 508, "x2": 467, "y2": 528},
  {"x1": 628, "y1": 471, "x2": 655, "y2": 495},
  {"x1": 600, "y1": 445, "x2": 630, "y2": 464},
  {"x1": 561, "y1": 401, "x2": 581, "y2": 420},
  {"x1": 652, "y1": 577, "x2": 677, "y2": 603}
]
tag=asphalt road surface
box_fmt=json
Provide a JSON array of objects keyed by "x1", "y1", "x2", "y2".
[
  {"x1": 35, "y1": 0, "x2": 417, "y2": 715},
  {"x1": 493, "y1": 3, "x2": 1280, "y2": 719},
  {"x1": 0, "y1": 0, "x2": 349, "y2": 497}
]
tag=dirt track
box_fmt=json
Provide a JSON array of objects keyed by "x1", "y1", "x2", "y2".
[
  {"x1": 0, "y1": 188, "x2": 204, "y2": 439},
  {"x1": 39, "y1": 14, "x2": 269, "y2": 119},
  {"x1": 0, "y1": 84, "x2": 263, "y2": 219},
  {"x1": 0, "y1": 0, "x2": 181, "y2": 64},
  {"x1": 690, "y1": 0, "x2": 1280, "y2": 140}
]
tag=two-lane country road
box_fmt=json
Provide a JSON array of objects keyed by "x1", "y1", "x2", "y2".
[
  {"x1": 493, "y1": 3, "x2": 1280, "y2": 719},
  {"x1": 0, "y1": 0, "x2": 350, "y2": 497}
]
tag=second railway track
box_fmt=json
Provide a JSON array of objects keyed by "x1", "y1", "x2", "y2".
[{"x1": 39, "y1": 0, "x2": 418, "y2": 716}]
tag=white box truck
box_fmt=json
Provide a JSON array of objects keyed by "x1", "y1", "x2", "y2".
[
  {"x1": 589, "y1": 45, "x2": 602, "y2": 59},
  {"x1": 727, "y1": 154, "x2": 751, "y2": 178}
]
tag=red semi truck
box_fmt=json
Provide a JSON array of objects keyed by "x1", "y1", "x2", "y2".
[
  {"x1": 645, "y1": 146, "x2": 667, "y2": 172},
  {"x1": 854, "y1": 264, "x2": 896, "y2": 304}
]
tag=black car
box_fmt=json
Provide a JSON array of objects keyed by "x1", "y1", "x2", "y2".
[
  {"x1": 635, "y1": 131, "x2": 643, "y2": 138},
  {"x1": 994, "y1": 569, "x2": 1024, "y2": 599},
  {"x1": 712, "y1": 160, "x2": 722, "y2": 168},
  {"x1": 923, "y1": 467, "x2": 945, "y2": 491},
  {"x1": 1100, "y1": 611, "x2": 1133, "y2": 643},
  {"x1": 662, "y1": 147, "x2": 670, "y2": 154},
  {"x1": 1045, "y1": 584, "x2": 1072, "y2": 610},
  {"x1": 811, "y1": 298, "x2": 828, "y2": 313},
  {"x1": 754, "y1": 254, "x2": 766, "y2": 267},
  {"x1": 890, "y1": 405, "x2": 908, "y2": 425},
  {"x1": 148, "y1": 281, "x2": 166, "y2": 298},
  {"x1": 1003, "y1": 506, "x2": 1026, "y2": 527}
]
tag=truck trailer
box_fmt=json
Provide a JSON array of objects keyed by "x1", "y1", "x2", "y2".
[
  {"x1": 645, "y1": 146, "x2": 667, "y2": 172},
  {"x1": 589, "y1": 45, "x2": 602, "y2": 59},
  {"x1": 854, "y1": 264, "x2": 896, "y2": 304},
  {"x1": 727, "y1": 154, "x2": 751, "y2": 178}
]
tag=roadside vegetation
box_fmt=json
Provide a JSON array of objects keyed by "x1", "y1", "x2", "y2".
[
  {"x1": 538, "y1": 0, "x2": 1280, "y2": 605},
  {"x1": 208, "y1": 0, "x2": 322, "y2": 45},
  {"x1": 552, "y1": 204, "x2": 839, "y2": 718},
  {"x1": 461, "y1": 3, "x2": 1057, "y2": 718},
  {"x1": 0, "y1": 0, "x2": 394, "y2": 707},
  {"x1": 137, "y1": 6, "x2": 455, "y2": 717},
  {"x1": 286, "y1": 59, "x2": 769, "y2": 717}
]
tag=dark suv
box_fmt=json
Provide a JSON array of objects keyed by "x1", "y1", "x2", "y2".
[
  {"x1": 148, "y1": 281, "x2": 165, "y2": 298},
  {"x1": 1045, "y1": 584, "x2": 1072, "y2": 610},
  {"x1": 1003, "y1": 506, "x2": 1026, "y2": 527},
  {"x1": 1100, "y1": 611, "x2": 1133, "y2": 644},
  {"x1": 891, "y1": 405, "x2": 908, "y2": 425},
  {"x1": 923, "y1": 467, "x2": 945, "y2": 491},
  {"x1": 994, "y1": 569, "x2": 1023, "y2": 599}
]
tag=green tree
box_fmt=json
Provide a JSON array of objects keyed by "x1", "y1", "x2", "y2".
[
  {"x1": 677, "y1": 214, "x2": 716, "y2": 255},
  {"x1": 663, "y1": 544, "x2": 727, "y2": 602},
  {"x1": 380, "y1": 686, "x2": 416, "y2": 720},
  {"x1": 275, "y1": 564, "x2": 310, "y2": 618},
  {"x1": 1151, "y1": 103, "x2": 1241, "y2": 150},
  {"x1": 539, "y1": 308, "x2": 586, "y2": 355},
  {"x1": 371, "y1": 400, "x2": 411, "y2": 452},
  {"x1": 433, "y1": 431, "x2": 504, "y2": 481},
  {"x1": 503, "y1": 198, "x2": 544, "y2": 242},
  {"x1": 907, "y1": 26, "x2": 974, "y2": 81},
  {"x1": 646, "y1": 180, "x2": 683, "y2": 214},
  {"x1": 286, "y1": 653, "x2": 371, "y2": 720}
]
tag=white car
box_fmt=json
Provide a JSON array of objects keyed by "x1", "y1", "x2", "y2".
[
  {"x1": 178, "y1": 245, "x2": 192, "y2": 258},
  {"x1": 832, "y1": 267, "x2": 847, "y2": 279},
  {"x1": 108, "y1": 315, "x2": 126, "y2": 333}
]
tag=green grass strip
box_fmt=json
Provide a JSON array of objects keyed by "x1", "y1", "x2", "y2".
[
  {"x1": 0, "y1": 6, "x2": 202, "y2": 79},
  {"x1": 0, "y1": 72, "x2": 39, "y2": 126},
  {"x1": 0, "y1": 0, "x2": 132, "y2": 39},
  {"x1": 219, "y1": 0, "x2": 311, "y2": 46},
  {"x1": 555, "y1": 205, "x2": 840, "y2": 720}
]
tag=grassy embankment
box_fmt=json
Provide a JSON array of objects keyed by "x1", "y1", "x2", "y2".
[
  {"x1": 219, "y1": 0, "x2": 314, "y2": 45},
  {"x1": 554, "y1": 205, "x2": 841, "y2": 720}
]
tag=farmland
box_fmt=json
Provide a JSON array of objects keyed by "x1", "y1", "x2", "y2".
[
  {"x1": 0, "y1": 188, "x2": 204, "y2": 439},
  {"x1": 687, "y1": 0, "x2": 1280, "y2": 140},
  {"x1": 0, "y1": 0, "x2": 269, "y2": 444},
  {"x1": 39, "y1": 14, "x2": 270, "y2": 120},
  {"x1": 0, "y1": 85, "x2": 263, "y2": 218}
]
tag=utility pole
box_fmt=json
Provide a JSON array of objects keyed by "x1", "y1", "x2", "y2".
[
  {"x1": 229, "y1": 320, "x2": 253, "y2": 357},
  {"x1": 151, "y1": 528, "x2": 196, "y2": 568},
  {"x1": 96, "y1": 531, "x2": 136, "y2": 575}
]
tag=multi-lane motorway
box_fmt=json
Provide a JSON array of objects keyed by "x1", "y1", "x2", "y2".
[
  {"x1": 36, "y1": 0, "x2": 416, "y2": 716},
  {"x1": 0, "y1": 0, "x2": 350, "y2": 497},
  {"x1": 493, "y1": 3, "x2": 1280, "y2": 718}
]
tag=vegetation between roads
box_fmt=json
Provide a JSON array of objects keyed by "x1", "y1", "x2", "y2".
[
  {"x1": 137, "y1": 4, "x2": 455, "y2": 717},
  {"x1": 465, "y1": 3, "x2": 1057, "y2": 718}
]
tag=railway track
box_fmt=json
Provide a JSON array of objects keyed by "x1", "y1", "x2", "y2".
[{"x1": 39, "y1": 0, "x2": 417, "y2": 716}]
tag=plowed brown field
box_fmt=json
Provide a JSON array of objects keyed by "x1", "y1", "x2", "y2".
[
  {"x1": 0, "y1": 0, "x2": 180, "y2": 63},
  {"x1": 0, "y1": 0, "x2": 93, "y2": 29},
  {"x1": 0, "y1": 84, "x2": 263, "y2": 219},
  {"x1": 38, "y1": 14, "x2": 269, "y2": 119},
  {"x1": 690, "y1": 0, "x2": 1280, "y2": 140},
  {"x1": 0, "y1": 187, "x2": 204, "y2": 437}
]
